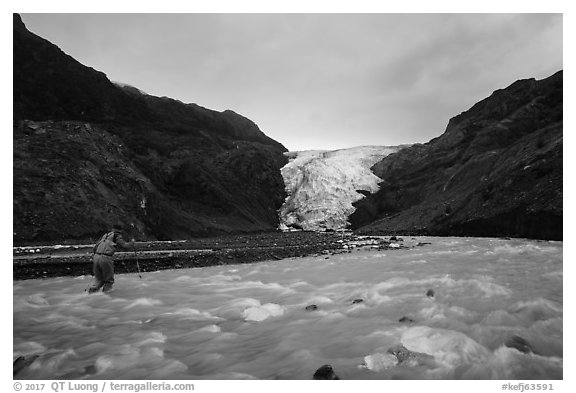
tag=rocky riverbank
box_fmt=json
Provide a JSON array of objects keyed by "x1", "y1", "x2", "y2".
[{"x1": 13, "y1": 231, "x2": 415, "y2": 280}]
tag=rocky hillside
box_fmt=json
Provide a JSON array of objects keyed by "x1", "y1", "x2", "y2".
[
  {"x1": 350, "y1": 71, "x2": 562, "y2": 240},
  {"x1": 13, "y1": 14, "x2": 288, "y2": 245}
]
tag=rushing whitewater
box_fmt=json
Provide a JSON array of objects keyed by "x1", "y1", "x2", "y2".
[
  {"x1": 14, "y1": 237, "x2": 562, "y2": 380},
  {"x1": 278, "y1": 146, "x2": 403, "y2": 231}
]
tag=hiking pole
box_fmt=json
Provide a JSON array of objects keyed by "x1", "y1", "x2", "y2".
[
  {"x1": 84, "y1": 252, "x2": 94, "y2": 292},
  {"x1": 134, "y1": 246, "x2": 142, "y2": 279}
]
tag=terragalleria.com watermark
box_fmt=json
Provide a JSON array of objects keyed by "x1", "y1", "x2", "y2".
[{"x1": 13, "y1": 381, "x2": 195, "y2": 392}]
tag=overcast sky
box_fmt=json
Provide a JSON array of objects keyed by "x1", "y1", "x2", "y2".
[{"x1": 20, "y1": 13, "x2": 562, "y2": 151}]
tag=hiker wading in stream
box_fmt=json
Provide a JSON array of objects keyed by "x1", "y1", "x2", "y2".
[{"x1": 89, "y1": 226, "x2": 135, "y2": 293}]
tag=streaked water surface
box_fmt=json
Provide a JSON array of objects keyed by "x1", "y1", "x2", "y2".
[{"x1": 13, "y1": 237, "x2": 562, "y2": 379}]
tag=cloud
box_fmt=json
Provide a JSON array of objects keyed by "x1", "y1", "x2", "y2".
[{"x1": 21, "y1": 13, "x2": 562, "y2": 150}]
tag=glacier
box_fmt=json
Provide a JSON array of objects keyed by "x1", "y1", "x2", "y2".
[{"x1": 278, "y1": 146, "x2": 404, "y2": 231}]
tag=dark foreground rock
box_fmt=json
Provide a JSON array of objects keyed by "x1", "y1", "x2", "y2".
[
  {"x1": 387, "y1": 344, "x2": 436, "y2": 367},
  {"x1": 13, "y1": 355, "x2": 39, "y2": 377},
  {"x1": 313, "y1": 364, "x2": 340, "y2": 380},
  {"x1": 505, "y1": 335, "x2": 535, "y2": 354}
]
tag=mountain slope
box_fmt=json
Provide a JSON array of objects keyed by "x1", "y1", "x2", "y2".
[
  {"x1": 350, "y1": 71, "x2": 562, "y2": 240},
  {"x1": 13, "y1": 14, "x2": 288, "y2": 244}
]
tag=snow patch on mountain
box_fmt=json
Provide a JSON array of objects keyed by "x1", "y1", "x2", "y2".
[
  {"x1": 278, "y1": 145, "x2": 404, "y2": 231},
  {"x1": 112, "y1": 81, "x2": 147, "y2": 95}
]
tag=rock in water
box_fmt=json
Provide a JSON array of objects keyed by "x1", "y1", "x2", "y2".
[
  {"x1": 305, "y1": 304, "x2": 318, "y2": 311},
  {"x1": 313, "y1": 364, "x2": 340, "y2": 380},
  {"x1": 426, "y1": 289, "x2": 435, "y2": 298},
  {"x1": 505, "y1": 335, "x2": 534, "y2": 354},
  {"x1": 387, "y1": 344, "x2": 435, "y2": 367},
  {"x1": 352, "y1": 298, "x2": 364, "y2": 304},
  {"x1": 387, "y1": 344, "x2": 414, "y2": 363},
  {"x1": 399, "y1": 316, "x2": 415, "y2": 323},
  {"x1": 13, "y1": 355, "x2": 39, "y2": 377},
  {"x1": 243, "y1": 303, "x2": 285, "y2": 322},
  {"x1": 360, "y1": 353, "x2": 398, "y2": 371}
]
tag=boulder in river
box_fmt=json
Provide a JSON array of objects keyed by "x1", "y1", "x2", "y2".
[
  {"x1": 387, "y1": 344, "x2": 414, "y2": 363},
  {"x1": 313, "y1": 364, "x2": 340, "y2": 380},
  {"x1": 505, "y1": 335, "x2": 534, "y2": 354},
  {"x1": 387, "y1": 344, "x2": 435, "y2": 367},
  {"x1": 243, "y1": 303, "x2": 285, "y2": 322},
  {"x1": 13, "y1": 354, "x2": 39, "y2": 377},
  {"x1": 360, "y1": 352, "x2": 398, "y2": 371}
]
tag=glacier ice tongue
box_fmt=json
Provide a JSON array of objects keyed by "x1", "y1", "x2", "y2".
[{"x1": 278, "y1": 146, "x2": 404, "y2": 231}]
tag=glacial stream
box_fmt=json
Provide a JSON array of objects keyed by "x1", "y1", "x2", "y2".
[{"x1": 13, "y1": 237, "x2": 563, "y2": 380}]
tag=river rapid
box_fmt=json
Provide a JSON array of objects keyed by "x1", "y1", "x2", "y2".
[{"x1": 13, "y1": 237, "x2": 562, "y2": 380}]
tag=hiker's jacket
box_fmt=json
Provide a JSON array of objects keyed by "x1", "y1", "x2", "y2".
[{"x1": 93, "y1": 231, "x2": 131, "y2": 256}]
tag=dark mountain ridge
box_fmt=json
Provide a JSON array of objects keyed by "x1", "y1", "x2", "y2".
[
  {"x1": 350, "y1": 71, "x2": 562, "y2": 240},
  {"x1": 13, "y1": 13, "x2": 562, "y2": 244},
  {"x1": 13, "y1": 14, "x2": 288, "y2": 245}
]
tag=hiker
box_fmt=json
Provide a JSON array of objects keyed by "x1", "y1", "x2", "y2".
[{"x1": 88, "y1": 226, "x2": 135, "y2": 293}]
